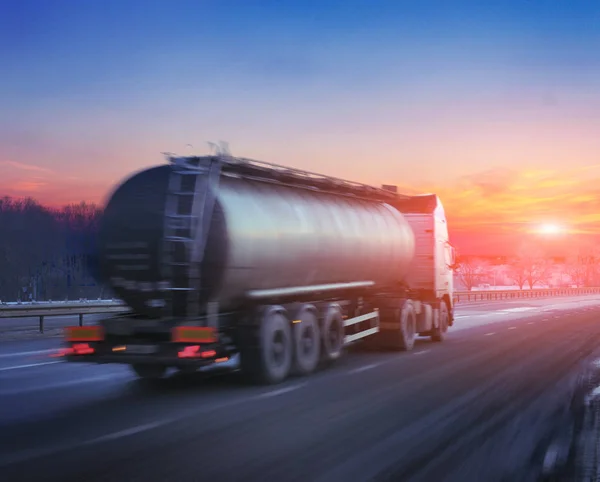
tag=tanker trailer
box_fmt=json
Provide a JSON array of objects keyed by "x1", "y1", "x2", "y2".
[{"x1": 60, "y1": 154, "x2": 456, "y2": 385}]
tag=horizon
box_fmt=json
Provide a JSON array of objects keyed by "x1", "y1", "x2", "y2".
[
  {"x1": 2, "y1": 0, "x2": 599, "y2": 255},
  {"x1": 2, "y1": 191, "x2": 596, "y2": 259}
]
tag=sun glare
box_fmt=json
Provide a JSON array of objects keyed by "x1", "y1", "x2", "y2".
[{"x1": 537, "y1": 223, "x2": 564, "y2": 235}]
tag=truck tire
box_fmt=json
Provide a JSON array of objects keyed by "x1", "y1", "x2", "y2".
[
  {"x1": 321, "y1": 304, "x2": 344, "y2": 364},
  {"x1": 431, "y1": 301, "x2": 449, "y2": 342},
  {"x1": 292, "y1": 305, "x2": 321, "y2": 376},
  {"x1": 130, "y1": 364, "x2": 167, "y2": 380},
  {"x1": 240, "y1": 307, "x2": 293, "y2": 385},
  {"x1": 380, "y1": 299, "x2": 416, "y2": 352},
  {"x1": 397, "y1": 299, "x2": 417, "y2": 351}
]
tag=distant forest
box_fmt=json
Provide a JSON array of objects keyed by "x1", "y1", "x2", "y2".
[{"x1": 0, "y1": 197, "x2": 109, "y2": 302}]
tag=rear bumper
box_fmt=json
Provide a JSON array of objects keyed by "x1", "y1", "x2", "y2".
[
  {"x1": 64, "y1": 353, "x2": 216, "y2": 368},
  {"x1": 61, "y1": 338, "x2": 229, "y2": 368}
]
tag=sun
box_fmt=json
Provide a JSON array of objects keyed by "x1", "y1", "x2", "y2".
[{"x1": 536, "y1": 223, "x2": 564, "y2": 235}]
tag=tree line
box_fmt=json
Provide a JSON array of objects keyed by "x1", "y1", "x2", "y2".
[
  {"x1": 455, "y1": 244, "x2": 600, "y2": 291},
  {"x1": 3, "y1": 195, "x2": 596, "y2": 300},
  {"x1": 0, "y1": 197, "x2": 109, "y2": 302}
]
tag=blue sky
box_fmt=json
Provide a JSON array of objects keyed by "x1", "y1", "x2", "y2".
[{"x1": 0, "y1": 0, "x2": 599, "y2": 240}]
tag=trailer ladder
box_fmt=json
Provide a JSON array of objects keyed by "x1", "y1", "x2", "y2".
[{"x1": 161, "y1": 154, "x2": 223, "y2": 320}]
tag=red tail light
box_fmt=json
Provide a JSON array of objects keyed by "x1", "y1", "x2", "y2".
[
  {"x1": 53, "y1": 343, "x2": 95, "y2": 357},
  {"x1": 177, "y1": 346, "x2": 217, "y2": 359},
  {"x1": 178, "y1": 345, "x2": 201, "y2": 358},
  {"x1": 72, "y1": 343, "x2": 95, "y2": 355}
]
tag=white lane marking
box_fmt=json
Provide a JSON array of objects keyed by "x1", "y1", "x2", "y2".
[
  {"x1": 83, "y1": 422, "x2": 166, "y2": 444},
  {"x1": 257, "y1": 384, "x2": 305, "y2": 399},
  {"x1": 484, "y1": 332, "x2": 496, "y2": 336},
  {"x1": 527, "y1": 322, "x2": 534, "y2": 325},
  {"x1": 0, "y1": 373, "x2": 131, "y2": 396},
  {"x1": 508, "y1": 327, "x2": 517, "y2": 330},
  {"x1": 0, "y1": 361, "x2": 61, "y2": 372},
  {"x1": 500, "y1": 307, "x2": 536, "y2": 313},
  {"x1": 0, "y1": 349, "x2": 56, "y2": 358},
  {"x1": 413, "y1": 350, "x2": 430, "y2": 356},
  {"x1": 543, "y1": 318, "x2": 549, "y2": 321},
  {"x1": 0, "y1": 379, "x2": 309, "y2": 467},
  {"x1": 349, "y1": 363, "x2": 380, "y2": 374}
]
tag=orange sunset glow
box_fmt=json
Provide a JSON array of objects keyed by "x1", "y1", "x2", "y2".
[
  {"x1": 1, "y1": 1, "x2": 599, "y2": 259},
  {"x1": 3, "y1": 157, "x2": 599, "y2": 257}
]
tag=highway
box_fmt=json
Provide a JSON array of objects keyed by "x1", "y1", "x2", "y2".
[{"x1": 1, "y1": 295, "x2": 600, "y2": 481}]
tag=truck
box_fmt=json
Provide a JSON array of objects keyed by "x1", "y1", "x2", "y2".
[{"x1": 60, "y1": 152, "x2": 456, "y2": 384}]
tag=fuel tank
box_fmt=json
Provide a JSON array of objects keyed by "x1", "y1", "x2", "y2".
[{"x1": 98, "y1": 165, "x2": 416, "y2": 316}]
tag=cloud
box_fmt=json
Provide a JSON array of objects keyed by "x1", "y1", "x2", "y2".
[
  {"x1": 0, "y1": 160, "x2": 86, "y2": 204},
  {"x1": 459, "y1": 167, "x2": 519, "y2": 198},
  {"x1": 0, "y1": 161, "x2": 53, "y2": 173},
  {"x1": 425, "y1": 166, "x2": 600, "y2": 256},
  {"x1": 433, "y1": 167, "x2": 600, "y2": 238},
  {"x1": 0, "y1": 178, "x2": 107, "y2": 207},
  {"x1": 12, "y1": 181, "x2": 48, "y2": 192}
]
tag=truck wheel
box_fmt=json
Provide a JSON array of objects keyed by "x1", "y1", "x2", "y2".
[
  {"x1": 292, "y1": 306, "x2": 321, "y2": 376},
  {"x1": 240, "y1": 307, "x2": 293, "y2": 385},
  {"x1": 431, "y1": 301, "x2": 449, "y2": 342},
  {"x1": 321, "y1": 304, "x2": 344, "y2": 364},
  {"x1": 131, "y1": 364, "x2": 167, "y2": 380},
  {"x1": 392, "y1": 299, "x2": 417, "y2": 351}
]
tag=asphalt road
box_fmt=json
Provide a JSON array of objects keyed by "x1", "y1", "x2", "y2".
[
  {"x1": 1, "y1": 295, "x2": 600, "y2": 482},
  {"x1": 0, "y1": 293, "x2": 594, "y2": 340}
]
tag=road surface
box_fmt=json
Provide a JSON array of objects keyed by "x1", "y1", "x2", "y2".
[{"x1": 1, "y1": 295, "x2": 600, "y2": 481}]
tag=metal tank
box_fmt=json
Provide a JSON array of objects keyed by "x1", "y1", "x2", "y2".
[{"x1": 98, "y1": 164, "x2": 416, "y2": 317}]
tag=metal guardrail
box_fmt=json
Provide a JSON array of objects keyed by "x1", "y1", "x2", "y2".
[
  {"x1": 454, "y1": 287, "x2": 600, "y2": 303},
  {"x1": 1, "y1": 288, "x2": 600, "y2": 334},
  {"x1": 0, "y1": 300, "x2": 129, "y2": 334}
]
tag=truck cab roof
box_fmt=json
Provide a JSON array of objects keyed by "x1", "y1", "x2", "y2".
[{"x1": 389, "y1": 193, "x2": 443, "y2": 214}]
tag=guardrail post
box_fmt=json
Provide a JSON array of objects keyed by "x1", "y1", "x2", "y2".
[
  {"x1": 79, "y1": 313, "x2": 83, "y2": 326},
  {"x1": 39, "y1": 315, "x2": 44, "y2": 334}
]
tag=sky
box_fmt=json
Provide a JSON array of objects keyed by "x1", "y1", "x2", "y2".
[{"x1": 1, "y1": 0, "x2": 599, "y2": 255}]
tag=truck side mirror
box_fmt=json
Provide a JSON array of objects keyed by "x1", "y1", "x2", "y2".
[{"x1": 445, "y1": 242, "x2": 457, "y2": 270}]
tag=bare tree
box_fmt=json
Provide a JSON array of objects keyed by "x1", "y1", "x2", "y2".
[
  {"x1": 0, "y1": 197, "x2": 106, "y2": 301},
  {"x1": 507, "y1": 243, "x2": 551, "y2": 290},
  {"x1": 54, "y1": 202, "x2": 103, "y2": 299},
  {"x1": 454, "y1": 255, "x2": 489, "y2": 291},
  {"x1": 507, "y1": 259, "x2": 527, "y2": 290},
  {"x1": 565, "y1": 246, "x2": 600, "y2": 287},
  {"x1": 0, "y1": 197, "x2": 62, "y2": 300},
  {"x1": 566, "y1": 257, "x2": 587, "y2": 287}
]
